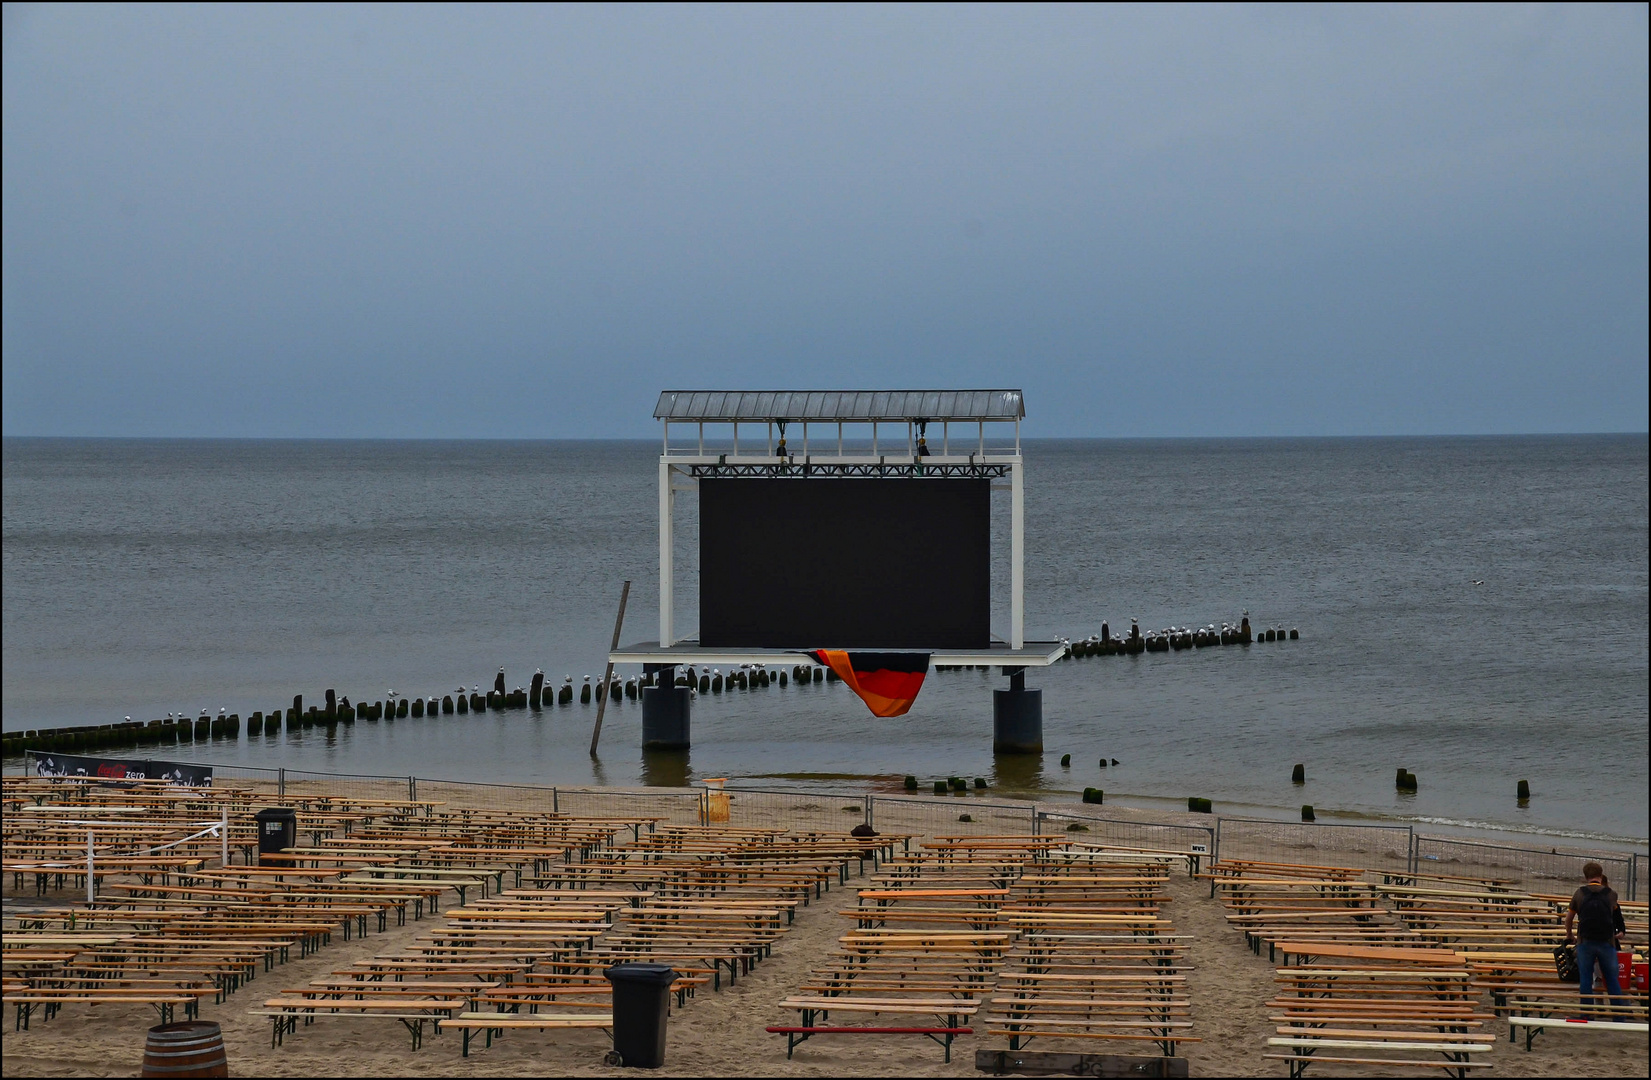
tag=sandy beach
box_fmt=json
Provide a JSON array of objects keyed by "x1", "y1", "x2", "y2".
[
  {"x1": 3, "y1": 780, "x2": 1646, "y2": 1079},
  {"x1": 5, "y1": 870, "x2": 1647, "y2": 1078}
]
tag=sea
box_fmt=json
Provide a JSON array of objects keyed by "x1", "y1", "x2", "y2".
[{"x1": 3, "y1": 436, "x2": 1646, "y2": 846}]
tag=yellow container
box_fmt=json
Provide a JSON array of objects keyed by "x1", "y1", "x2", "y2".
[{"x1": 703, "y1": 778, "x2": 730, "y2": 823}]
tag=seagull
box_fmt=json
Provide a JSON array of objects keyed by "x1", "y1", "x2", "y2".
[
  {"x1": 124, "y1": 716, "x2": 132, "y2": 722},
  {"x1": 1471, "y1": 580, "x2": 1484, "y2": 586}
]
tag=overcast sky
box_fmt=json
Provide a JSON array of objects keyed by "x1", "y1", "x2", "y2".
[{"x1": 3, "y1": 3, "x2": 1646, "y2": 438}]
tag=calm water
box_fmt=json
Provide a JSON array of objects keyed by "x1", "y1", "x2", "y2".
[{"x1": 3, "y1": 436, "x2": 1646, "y2": 843}]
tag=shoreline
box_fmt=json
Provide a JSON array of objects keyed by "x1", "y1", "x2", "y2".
[
  {"x1": 7, "y1": 755, "x2": 1645, "y2": 864},
  {"x1": 744, "y1": 772, "x2": 1651, "y2": 850},
  {"x1": 8, "y1": 743, "x2": 1647, "y2": 849}
]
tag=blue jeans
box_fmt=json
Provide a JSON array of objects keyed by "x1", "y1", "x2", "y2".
[{"x1": 1576, "y1": 939, "x2": 1627, "y2": 1008}]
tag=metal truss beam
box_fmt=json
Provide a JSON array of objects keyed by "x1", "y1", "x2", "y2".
[{"x1": 685, "y1": 461, "x2": 1012, "y2": 480}]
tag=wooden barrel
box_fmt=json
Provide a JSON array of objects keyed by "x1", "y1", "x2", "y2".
[{"x1": 142, "y1": 1021, "x2": 228, "y2": 1078}]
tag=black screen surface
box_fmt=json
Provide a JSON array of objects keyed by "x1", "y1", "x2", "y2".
[{"x1": 699, "y1": 478, "x2": 990, "y2": 649}]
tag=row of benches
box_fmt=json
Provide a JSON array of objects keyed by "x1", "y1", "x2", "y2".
[{"x1": 1211, "y1": 856, "x2": 1648, "y2": 1076}]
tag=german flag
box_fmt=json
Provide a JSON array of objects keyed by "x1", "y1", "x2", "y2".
[{"x1": 811, "y1": 651, "x2": 930, "y2": 717}]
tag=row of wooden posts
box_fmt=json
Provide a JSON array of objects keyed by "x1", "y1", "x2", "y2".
[
  {"x1": 932, "y1": 616, "x2": 1300, "y2": 673},
  {"x1": 1063, "y1": 615, "x2": 1298, "y2": 658},
  {"x1": 4, "y1": 617, "x2": 1305, "y2": 756},
  {"x1": 1, "y1": 663, "x2": 843, "y2": 756},
  {"x1": 4, "y1": 714, "x2": 242, "y2": 757}
]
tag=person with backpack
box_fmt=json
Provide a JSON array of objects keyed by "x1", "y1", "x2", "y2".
[{"x1": 1565, "y1": 862, "x2": 1629, "y2": 1013}]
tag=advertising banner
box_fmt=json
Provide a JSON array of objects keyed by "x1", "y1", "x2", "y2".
[{"x1": 29, "y1": 753, "x2": 212, "y2": 786}]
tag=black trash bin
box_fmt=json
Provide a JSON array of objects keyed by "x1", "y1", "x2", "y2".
[
  {"x1": 253, "y1": 807, "x2": 297, "y2": 866},
  {"x1": 604, "y1": 963, "x2": 676, "y2": 1067}
]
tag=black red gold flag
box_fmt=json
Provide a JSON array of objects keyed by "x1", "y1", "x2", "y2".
[{"x1": 810, "y1": 650, "x2": 931, "y2": 717}]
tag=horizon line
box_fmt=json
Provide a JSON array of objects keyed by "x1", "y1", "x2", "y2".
[{"x1": 3, "y1": 431, "x2": 1647, "y2": 443}]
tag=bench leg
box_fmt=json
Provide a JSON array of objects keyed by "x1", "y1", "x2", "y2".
[
  {"x1": 396, "y1": 1017, "x2": 424, "y2": 1051},
  {"x1": 919, "y1": 1024, "x2": 959, "y2": 1063}
]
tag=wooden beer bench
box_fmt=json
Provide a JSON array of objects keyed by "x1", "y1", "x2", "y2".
[
  {"x1": 771, "y1": 996, "x2": 978, "y2": 1062},
  {"x1": 440, "y1": 1011, "x2": 612, "y2": 1056},
  {"x1": 253, "y1": 993, "x2": 468, "y2": 1050}
]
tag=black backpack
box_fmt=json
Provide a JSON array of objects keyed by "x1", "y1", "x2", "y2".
[{"x1": 1577, "y1": 887, "x2": 1616, "y2": 940}]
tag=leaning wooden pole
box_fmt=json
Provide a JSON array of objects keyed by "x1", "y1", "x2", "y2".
[{"x1": 589, "y1": 579, "x2": 631, "y2": 757}]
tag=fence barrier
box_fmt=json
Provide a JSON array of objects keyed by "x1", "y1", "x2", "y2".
[
  {"x1": 1215, "y1": 816, "x2": 1416, "y2": 874},
  {"x1": 9, "y1": 751, "x2": 1644, "y2": 893},
  {"x1": 1037, "y1": 809, "x2": 1215, "y2": 859},
  {"x1": 409, "y1": 778, "x2": 559, "y2": 816},
  {"x1": 721, "y1": 787, "x2": 869, "y2": 832},
  {"x1": 1411, "y1": 835, "x2": 1640, "y2": 899},
  {"x1": 551, "y1": 787, "x2": 703, "y2": 827},
  {"x1": 868, "y1": 794, "x2": 1038, "y2": 838}
]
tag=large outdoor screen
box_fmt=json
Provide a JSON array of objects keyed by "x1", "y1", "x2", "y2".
[{"x1": 699, "y1": 478, "x2": 990, "y2": 649}]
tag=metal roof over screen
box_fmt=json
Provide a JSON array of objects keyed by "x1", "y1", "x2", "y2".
[{"x1": 654, "y1": 390, "x2": 1024, "y2": 422}]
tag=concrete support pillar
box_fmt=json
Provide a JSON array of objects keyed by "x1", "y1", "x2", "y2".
[
  {"x1": 993, "y1": 666, "x2": 1042, "y2": 754},
  {"x1": 642, "y1": 665, "x2": 690, "y2": 749}
]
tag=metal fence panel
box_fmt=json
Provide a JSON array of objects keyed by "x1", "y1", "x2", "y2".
[
  {"x1": 185, "y1": 763, "x2": 281, "y2": 781},
  {"x1": 1036, "y1": 808, "x2": 1214, "y2": 855},
  {"x1": 411, "y1": 779, "x2": 557, "y2": 815},
  {"x1": 1412, "y1": 836, "x2": 1636, "y2": 895},
  {"x1": 721, "y1": 787, "x2": 867, "y2": 832},
  {"x1": 275, "y1": 768, "x2": 416, "y2": 805},
  {"x1": 553, "y1": 787, "x2": 703, "y2": 827},
  {"x1": 869, "y1": 794, "x2": 1037, "y2": 840},
  {"x1": 1215, "y1": 817, "x2": 1413, "y2": 872}
]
